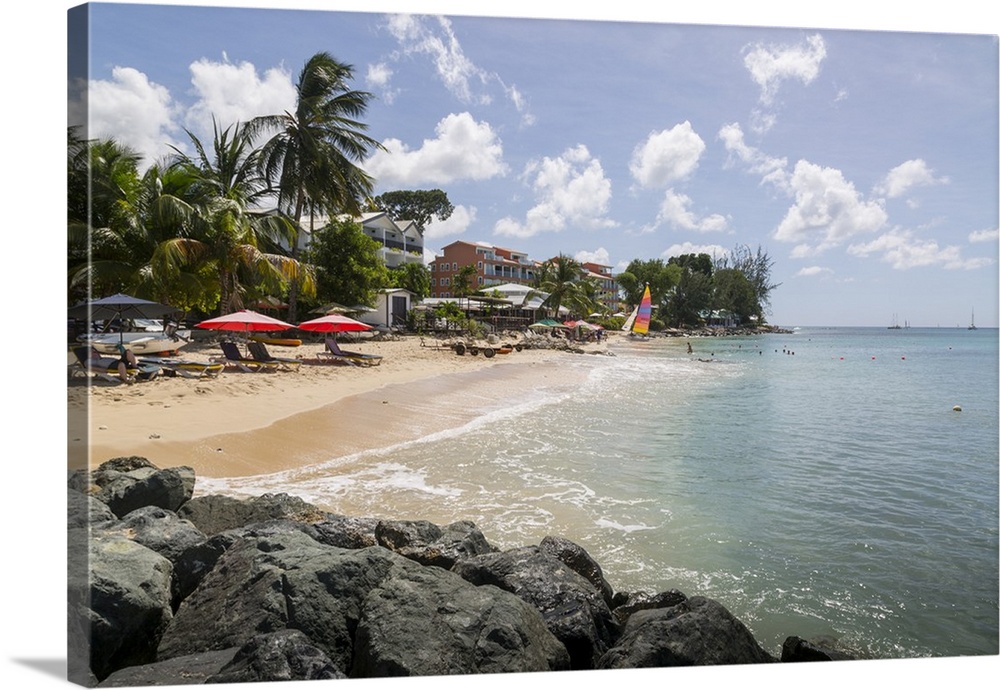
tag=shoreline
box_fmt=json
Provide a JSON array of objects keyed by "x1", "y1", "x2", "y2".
[{"x1": 70, "y1": 334, "x2": 616, "y2": 478}]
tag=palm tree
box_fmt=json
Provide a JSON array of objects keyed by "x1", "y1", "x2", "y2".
[
  {"x1": 537, "y1": 255, "x2": 595, "y2": 318},
  {"x1": 252, "y1": 52, "x2": 385, "y2": 321},
  {"x1": 154, "y1": 120, "x2": 313, "y2": 314}
]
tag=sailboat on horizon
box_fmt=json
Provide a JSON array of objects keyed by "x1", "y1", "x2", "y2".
[{"x1": 968, "y1": 308, "x2": 977, "y2": 330}]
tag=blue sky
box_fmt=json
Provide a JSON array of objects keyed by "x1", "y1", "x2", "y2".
[{"x1": 67, "y1": 1, "x2": 999, "y2": 327}]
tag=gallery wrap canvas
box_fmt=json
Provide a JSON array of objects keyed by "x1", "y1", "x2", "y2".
[{"x1": 61, "y1": 1, "x2": 997, "y2": 688}]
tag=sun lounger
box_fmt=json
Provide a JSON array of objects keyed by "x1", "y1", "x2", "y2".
[
  {"x1": 72, "y1": 346, "x2": 160, "y2": 383},
  {"x1": 247, "y1": 341, "x2": 302, "y2": 370},
  {"x1": 215, "y1": 341, "x2": 279, "y2": 372},
  {"x1": 138, "y1": 357, "x2": 224, "y2": 378},
  {"x1": 316, "y1": 337, "x2": 383, "y2": 366}
]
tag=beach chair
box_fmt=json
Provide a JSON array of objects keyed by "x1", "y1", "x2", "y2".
[
  {"x1": 72, "y1": 346, "x2": 160, "y2": 383},
  {"x1": 247, "y1": 340, "x2": 302, "y2": 371},
  {"x1": 317, "y1": 337, "x2": 383, "y2": 366},
  {"x1": 138, "y1": 357, "x2": 224, "y2": 379},
  {"x1": 215, "y1": 341, "x2": 279, "y2": 372}
]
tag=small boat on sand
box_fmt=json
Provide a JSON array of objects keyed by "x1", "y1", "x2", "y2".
[{"x1": 79, "y1": 319, "x2": 191, "y2": 355}]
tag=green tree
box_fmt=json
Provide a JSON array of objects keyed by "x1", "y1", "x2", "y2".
[
  {"x1": 371, "y1": 189, "x2": 454, "y2": 229},
  {"x1": 389, "y1": 262, "x2": 431, "y2": 298},
  {"x1": 154, "y1": 120, "x2": 313, "y2": 314},
  {"x1": 305, "y1": 218, "x2": 390, "y2": 307},
  {"x1": 537, "y1": 255, "x2": 595, "y2": 317},
  {"x1": 617, "y1": 258, "x2": 681, "y2": 311},
  {"x1": 712, "y1": 268, "x2": 757, "y2": 325},
  {"x1": 715, "y1": 244, "x2": 780, "y2": 322},
  {"x1": 252, "y1": 51, "x2": 385, "y2": 322},
  {"x1": 668, "y1": 252, "x2": 714, "y2": 277},
  {"x1": 664, "y1": 269, "x2": 713, "y2": 327}
]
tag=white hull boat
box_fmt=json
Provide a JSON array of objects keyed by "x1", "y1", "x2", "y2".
[{"x1": 79, "y1": 319, "x2": 191, "y2": 355}]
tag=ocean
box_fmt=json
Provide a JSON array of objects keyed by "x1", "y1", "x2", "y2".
[{"x1": 198, "y1": 327, "x2": 999, "y2": 660}]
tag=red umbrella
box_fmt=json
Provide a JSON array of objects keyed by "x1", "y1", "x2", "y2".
[
  {"x1": 297, "y1": 313, "x2": 373, "y2": 333},
  {"x1": 195, "y1": 309, "x2": 296, "y2": 332}
]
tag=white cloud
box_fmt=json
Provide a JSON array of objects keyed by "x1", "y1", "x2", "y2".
[
  {"x1": 718, "y1": 123, "x2": 789, "y2": 189},
  {"x1": 385, "y1": 14, "x2": 530, "y2": 120},
  {"x1": 662, "y1": 242, "x2": 728, "y2": 261},
  {"x1": 365, "y1": 112, "x2": 507, "y2": 185},
  {"x1": 629, "y1": 122, "x2": 706, "y2": 189},
  {"x1": 424, "y1": 204, "x2": 476, "y2": 239},
  {"x1": 575, "y1": 247, "x2": 611, "y2": 266},
  {"x1": 366, "y1": 62, "x2": 399, "y2": 105},
  {"x1": 184, "y1": 58, "x2": 297, "y2": 143},
  {"x1": 875, "y1": 159, "x2": 948, "y2": 198},
  {"x1": 796, "y1": 266, "x2": 833, "y2": 277},
  {"x1": 743, "y1": 33, "x2": 826, "y2": 106},
  {"x1": 494, "y1": 144, "x2": 615, "y2": 238},
  {"x1": 969, "y1": 228, "x2": 1000, "y2": 243},
  {"x1": 774, "y1": 160, "x2": 888, "y2": 252},
  {"x1": 657, "y1": 190, "x2": 730, "y2": 233},
  {"x1": 848, "y1": 229, "x2": 991, "y2": 270},
  {"x1": 84, "y1": 66, "x2": 183, "y2": 166}
]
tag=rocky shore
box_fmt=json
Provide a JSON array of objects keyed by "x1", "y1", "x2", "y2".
[{"x1": 68, "y1": 458, "x2": 856, "y2": 686}]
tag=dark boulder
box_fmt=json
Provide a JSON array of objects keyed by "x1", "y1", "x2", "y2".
[
  {"x1": 539, "y1": 535, "x2": 614, "y2": 606},
  {"x1": 375, "y1": 518, "x2": 498, "y2": 568},
  {"x1": 157, "y1": 531, "x2": 568, "y2": 677},
  {"x1": 311, "y1": 514, "x2": 380, "y2": 548},
  {"x1": 176, "y1": 492, "x2": 325, "y2": 535},
  {"x1": 68, "y1": 488, "x2": 118, "y2": 529},
  {"x1": 70, "y1": 533, "x2": 174, "y2": 680},
  {"x1": 97, "y1": 648, "x2": 240, "y2": 686},
  {"x1": 207, "y1": 630, "x2": 345, "y2": 683},
  {"x1": 598, "y1": 596, "x2": 776, "y2": 668},
  {"x1": 781, "y1": 635, "x2": 857, "y2": 662},
  {"x1": 452, "y1": 545, "x2": 618, "y2": 670},
  {"x1": 112, "y1": 506, "x2": 207, "y2": 565},
  {"x1": 611, "y1": 589, "x2": 688, "y2": 626},
  {"x1": 87, "y1": 460, "x2": 196, "y2": 518}
]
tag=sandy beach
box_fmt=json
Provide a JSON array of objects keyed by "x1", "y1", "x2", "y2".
[{"x1": 69, "y1": 333, "x2": 616, "y2": 478}]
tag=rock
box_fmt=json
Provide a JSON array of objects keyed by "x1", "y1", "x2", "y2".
[
  {"x1": 311, "y1": 514, "x2": 380, "y2": 549},
  {"x1": 68, "y1": 488, "x2": 118, "y2": 529},
  {"x1": 539, "y1": 535, "x2": 614, "y2": 606},
  {"x1": 112, "y1": 506, "x2": 207, "y2": 565},
  {"x1": 207, "y1": 630, "x2": 345, "y2": 683},
  {"x1": 87, "y1": 460, "x2": 196, "y2": 518},
  {"x1": 176, "y1": 492, "x2": 325, "y2": 535},
  {"x1": 70, "y1": 533, "x2": 174, "y2": 680},
  {"x1": 452, "y1": 545, "x2": 618, "y2": 670},
  {"x1": 781, "y1": 635, "x2": 856, "y2": 662},
  {"x1": 375, "y1": 519, "x2": 498, "y2": 568},
  {"x1": 158, "y1": 532, "x2": 568, "y2": 677},
  {"x1": 598, "y1": 596, "x2": 776, "y2": 668},
  {"x1": 97, "y1": 648, "x2": 240, "y2": 686},
  {"x1": 611, "y1": 589, "x2": 688, "y2": 626},
  {"x1": 354, "y1": 559, "x2": 569, "y2": 676}
]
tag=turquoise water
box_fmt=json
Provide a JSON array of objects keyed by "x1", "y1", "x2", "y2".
[{"x1": 201, "y1": 327, "x2": 999, "y2": 660}]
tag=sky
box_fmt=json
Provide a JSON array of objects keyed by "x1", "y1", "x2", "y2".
[{"x1": 64, "y1": 2, "x2": 999, "y2": 328}]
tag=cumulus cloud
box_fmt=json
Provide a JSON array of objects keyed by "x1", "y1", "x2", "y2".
[
  {"x1": 424, "y1": 204, "x2": 476, "y2": 239},
  {"x1": 662, "y1": 242, "x2": 728, "y2": 261},
  {"x1": 366, "y1": 62, "x2": 399, "y2": 104},
  {"x1": 774, "y1": 160, "x2": 888, "y2": 253},
  {"x1": 875, "y1": 159, "x2": 949, "y2": 199},
  {"x1": 657, "y1": 190, "x2": 730, "y2": 233},
  {"x1": 848, "y1": 229, "x2": 991, "y2": 270},
  {"x1": 718, "y1": 123, "x2": 788, "y2": 189},
  {"x1": 384, "y1": 14, "x2": 531, "y2": 122},
  {"x1": 969, "y1": 228, "x2": 1000, "y2": 243},
  {"x1": 184, "y1": 57, "x2": 296, "y2": 141},
  {"x1": 575, "y1": 247, "x2": 612, "y2": 266},
  {"x1": 630, "y1": 122, "x2": 706, "y2": 189},
  {"x1": 494, "y1": 144, "x2": 615, "y2": 238},
  {"x1": 365, "y1": 112, "x2": 507, "y2": 185},
  {"x1": 796, "y1": 266, "x2": 833, "y2": 277},
  {"x1": 84, "y1": 66, "x2": 183, "y2": 166},
  {"x1": 743, "y1": 33, "x2": 826, "y2": 106}
]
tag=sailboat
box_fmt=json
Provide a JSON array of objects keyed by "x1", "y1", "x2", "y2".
[
  {"x1": 888, "y1": 314, "x2": 902, "y2": 330},
  {"x1": 968, "y1": 309, "x2": 977, "y2": 330},
  {"x1": 622, "y1": 285, "x2": 652, "y2": 337}
]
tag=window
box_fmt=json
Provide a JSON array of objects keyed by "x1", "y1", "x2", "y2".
[{"x1": 452, "y1": 262, "x2": 458, "y2": 271}]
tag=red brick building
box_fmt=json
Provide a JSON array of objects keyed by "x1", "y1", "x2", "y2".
[{"x1": 430, "y1": 241, "x2": 538, "y2": 298}]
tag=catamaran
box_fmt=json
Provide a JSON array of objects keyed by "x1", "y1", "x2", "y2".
[{"x1": 622, "y1": 285, "x2": 652, "y2": 337}]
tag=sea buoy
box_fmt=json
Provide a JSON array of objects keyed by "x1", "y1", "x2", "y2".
[{"x1": 953, "y1": 405, "x2": 962, "y2": 412}]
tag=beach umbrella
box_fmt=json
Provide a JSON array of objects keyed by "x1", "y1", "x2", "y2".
[
  {"x1": 297, "y1": 313, "x2": 373, "y2": 333},
  {"x1": 195, "y1": 309, "x2": 296, "y2": 332},
  {"x1": 68, "y1": 293, "x2": 181, "y2": 347}
]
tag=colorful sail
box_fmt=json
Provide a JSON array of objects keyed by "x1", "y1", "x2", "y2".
[{"x1": 633, "y1": 285, "x2": 652, "y2": 335}]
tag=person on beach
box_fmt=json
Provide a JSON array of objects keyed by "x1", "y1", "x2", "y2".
[{"x1": 115, "y1": 342, "x2": 138, "y2": 383}]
